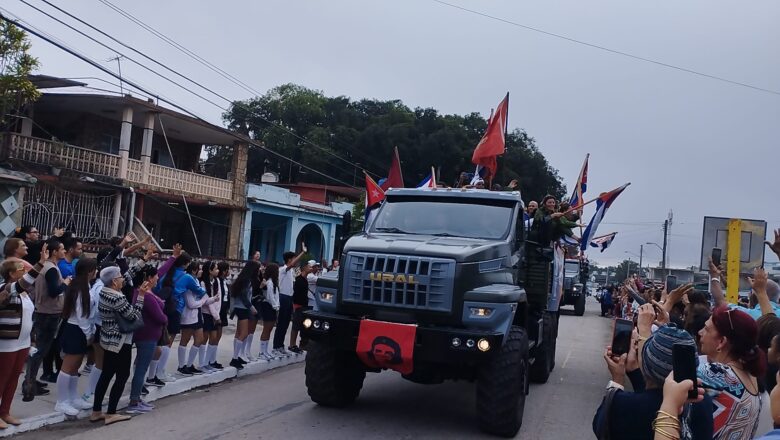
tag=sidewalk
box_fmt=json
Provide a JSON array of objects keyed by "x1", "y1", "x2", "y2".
[{"x1": 0, "y1": 324, "x2": 306, "y2": 438}]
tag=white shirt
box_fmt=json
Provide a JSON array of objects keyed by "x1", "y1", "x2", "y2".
[
  {"x1": 67, "y1": 288, "x2": 97, "y2": 341},
  {"x1": 90, "y1": 280, "x2": 104, "y2": 326},
  {"x1": 0, "y1": 293, "x2": 34, "y2": 352},
  {"x1": 279, "y1": 266, "x2": 295, "y2": 297},
  {"x1": 306, "y1": 273, "x2": 319, "y2": 307},
  {"x1": 265, "y1": 279, "x2": 280, "y2": 310}
]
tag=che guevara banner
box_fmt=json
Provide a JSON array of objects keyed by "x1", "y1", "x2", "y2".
[{"x1": 356, "y1": 319, "x2": 417, "y2": 375}]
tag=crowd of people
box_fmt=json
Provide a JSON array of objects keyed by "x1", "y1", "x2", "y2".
[
  {"x1": 0, "y1": 225, "x2": 335, "y2": 428},
  {"x1": 593, "y1": 229, "x2": 780, "y2": 440}
]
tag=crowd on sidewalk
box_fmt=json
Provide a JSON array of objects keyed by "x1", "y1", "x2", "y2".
[
  {"x1": 592, "y1": 229, "x2": 780, "y2": 440},
  {"x1": 0, "y1": 226, "x2": 333, "y2": 428}
]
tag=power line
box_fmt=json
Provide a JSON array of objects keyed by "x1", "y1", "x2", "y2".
[
  {"x1": 432, "y1": 0, "x2": 780, "y2": 97},
  {"x1": 89, "y1": 0, "x2": 394, "y2": 176},
  {"x1": 19, "y1": 0, "x2": 384, "y2": 181},
  {"x1": 0, "y1": 9, "x2": 361, "y2": 189},
  {"x1": 34, "y1": 0, "x2": 387, "y2": 178}
]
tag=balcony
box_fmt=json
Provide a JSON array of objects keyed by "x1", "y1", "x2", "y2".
[{"x1": 7, "y1": 134, "x2": 234, "y2": 203}]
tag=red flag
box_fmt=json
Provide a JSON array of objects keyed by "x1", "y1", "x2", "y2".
[
  {"x1": 380, "y1": 146, "x2": 404, "y2": 191},
  {"x1": 471, "y1": 93, "x2": 509, "y2": 181},
  {"x1": 356, "y1": 319, "x2": 417, "y2": 375},
  {"x1": 365, "y1": 172, "x2": 385, "y2": 208}
]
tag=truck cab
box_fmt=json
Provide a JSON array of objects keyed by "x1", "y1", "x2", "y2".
[
  {"x1": 301, "y1": 188, "x2": 560, "y2": 437},
  {"x1": 560, "y1": 258, "x2": 587, "y2": 316}
]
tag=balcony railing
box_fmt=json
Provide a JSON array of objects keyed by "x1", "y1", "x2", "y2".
[{"x1": 8, "y1": 134, "x2": 234, "y2": 202}]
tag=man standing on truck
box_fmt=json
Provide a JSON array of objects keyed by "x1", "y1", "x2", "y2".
[{"x1": 273, "y1": 244, "x2": 306, "y2": 356}]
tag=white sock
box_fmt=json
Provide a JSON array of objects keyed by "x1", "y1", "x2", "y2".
[
  {"x1": 244, "y1": 334, "x2": 254, "y2": 357},
  {"x1": 232, "y1": 339, "x2": 242, "y2": 359},
  {"x1": 68, "y1": 374, "x2": 79, "y2": 403},
  {"x1": 208, "y1": 344, "x2": 218, "y2": 364},
  {"x1": 260, "y1": 340, "x2": 269, "y2": 356},
  {"x1": 198, "y1": 345, "x2": 207, "y2": 367},
  {"x1": 56, "y1": 372, "x2": 71, "y2": 405},
  {"x1": 147, "y1": 360, "x2": 159, "y2": 380},
  {"x1": 187, "y1": 345, "x2": 199, "y2": 366},
  {"x1": 88, "y1": 367, "x2": 102, "y2": 394},
  {"x1": 178, "y1": 345, "x2": 187, "y2": 368},
  {"x1": 157, "y1": 346, "x2": 170, "y2": 377}
]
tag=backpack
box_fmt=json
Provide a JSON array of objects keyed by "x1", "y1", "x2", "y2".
[{"x1": 157, "y1": 273, "x2": 183, "y2": 315}]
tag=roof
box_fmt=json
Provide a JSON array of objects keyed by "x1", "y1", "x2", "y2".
[
  {"x1": 28, "y1": 75, "x2": 86, "y2": 89},
  {"x1": 274, "y1": 183, "x2": 362, "y2": 199},
  {"x1": 0, "y1": 167, "x2": 37, "y2": 186},
  {"x1": 35, "y1": 93, "x2": 250, "y2": 146},
  {"x1": 385, "y1": 188, "x2": 525, "y2": 204}
]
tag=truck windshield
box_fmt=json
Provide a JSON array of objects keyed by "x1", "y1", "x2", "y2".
[
  {"x1": 564, "y1": 262, "x2": 580, "y2": 276},
  {"x1": 371, "y1": 199, "x2": 513, "y2": 240}
]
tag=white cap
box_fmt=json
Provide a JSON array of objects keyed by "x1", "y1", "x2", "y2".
[{"x1": 307, "y1": 259, "x2": 318, "y2": 266}]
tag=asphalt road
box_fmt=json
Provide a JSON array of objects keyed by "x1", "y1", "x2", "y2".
[{"x1": 26, "y1": 299, "x2": 611, "y2": 440}]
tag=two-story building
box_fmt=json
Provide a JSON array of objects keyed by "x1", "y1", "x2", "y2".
[{"x1": 1, "y1": 77, "x2": 248, "y2": 258}]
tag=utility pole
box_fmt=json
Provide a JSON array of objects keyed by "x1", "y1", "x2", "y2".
[
  {"x1": 662, "y1": 219, "x2": 668, "y2": 270},
  {"x1": 639, "y1": 244, "x2": 644, "y2": 277}
]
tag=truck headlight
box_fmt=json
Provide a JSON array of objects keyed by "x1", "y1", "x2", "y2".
[
  {"x1": 320, "y1": 291, "x2": 334, "y2": 302},
  {"x1": 477, "y1": 339, "x2": 491, "y2": 352},
  {"x1": 303, "y1": 318, "x2": 312, "y2": 329},
  {"x1": 469, "y1": 307, "x2": 494, "y2": 317}
]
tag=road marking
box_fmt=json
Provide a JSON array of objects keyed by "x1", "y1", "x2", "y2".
[{"x1": 561, "y1": 349, "x2": 573, "y2": 369}]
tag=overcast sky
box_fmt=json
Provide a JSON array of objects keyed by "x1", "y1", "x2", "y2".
[{"x1": 4, "y1": 0, "x2": 779, "y2": 268}]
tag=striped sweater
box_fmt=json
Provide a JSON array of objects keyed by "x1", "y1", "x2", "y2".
[
  {"x1": 0, "y1": 262, "x2": 44, "y2": 340},
  {"x1": 98, "y1": 287, "x2": 144, "y2": 353}
]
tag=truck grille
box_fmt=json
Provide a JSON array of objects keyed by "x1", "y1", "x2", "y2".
[{"x1": 343, "y1": 252, "x2": 455, "y2": 312}]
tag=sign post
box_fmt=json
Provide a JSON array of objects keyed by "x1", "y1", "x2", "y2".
[{"x1": 726, "y1": 219, "x2": 742, "y2": 304}]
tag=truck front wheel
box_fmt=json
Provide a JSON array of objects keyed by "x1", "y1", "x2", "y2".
[
  {"x1": 476, "y1": 326, "x2": 529, "y2": 437},
  {"x1": 529, "y1": 312, "x2": 554, "y2": 383},
  {"x1": 305, "y1": 341, "x2": 366, "y2": 407},
  {"x1": 574, "y1": 293, "x2": 586, "y2": 316}
]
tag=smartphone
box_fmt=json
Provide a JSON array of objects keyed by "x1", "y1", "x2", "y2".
[
  {"x1": 611, "y1": 318, "x2": 634, "y2": 356},
  {"x1": 711, "y1": 248, "x2": 722, "y2": 267},
  {"x1": 672, "y1": 343, "x2": 698, "y2": 399},
  {"x1": 627, "y1": 286, "x2": 647, "y2": 306},
  {"x1": 666, "y1": 275, "x2": 678, "y2": 292}
]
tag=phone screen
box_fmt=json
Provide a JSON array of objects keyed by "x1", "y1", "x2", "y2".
[
  {"x1": 711, "y1": 248, "x2": 722, "y2": 267},
  {"x1": 672, "y1": 343, "x2": 698, "y2": 399},
  {"x1": 611, "y1": 318, "x2": 633, "y2": 356},
  {"x1": 666, "y1": 275, "x2": 678, "y2": 291}
]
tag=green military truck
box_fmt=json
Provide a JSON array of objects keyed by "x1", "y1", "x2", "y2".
[
  {"x1": 301, "y1": 188, "x2": 562, "y2": 437},
  {"x1": 559, "y1": 258, "x2": 588, "y2": 316}
]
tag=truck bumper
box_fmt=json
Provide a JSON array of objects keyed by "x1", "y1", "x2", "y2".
[{"x1": 301, "y1": 311, "x2": 505, "y2": 363}]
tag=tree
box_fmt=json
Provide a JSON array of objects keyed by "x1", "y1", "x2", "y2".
[
  {"x1": 0, "y1": 22, "x2": 40, "y2": 128},
  {"x1": 221, "y1": 84, "x2": 566, "y2": 202}
]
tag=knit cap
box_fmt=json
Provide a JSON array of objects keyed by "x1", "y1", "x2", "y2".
[
  {"x1": 99, "y1": 265, "x2": 122, "y2": 285},
  {"x1": 641, "y1": 323, "x2": 697, "y2": 384}
]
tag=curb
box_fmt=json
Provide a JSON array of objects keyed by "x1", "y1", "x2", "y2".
[{"x1": 0, "y1": 353, "x2": 306, "y2": 437}]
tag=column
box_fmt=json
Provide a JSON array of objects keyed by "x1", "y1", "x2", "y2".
[
  {"x1": 140, "y1": 112, "x2": 155, "y2": 184},
  {"x1": 118, "y1": 106, "x2": 134, "y2": 180},
  {"x1": 111, "y1": 191, "x2": 123, "y2": 236},
  {"x1": 230, "y1": 142, "x2": 248, "y2": 205},
  {"x1": 227, "y1": 208, "x2": 245, "y2": 259}
]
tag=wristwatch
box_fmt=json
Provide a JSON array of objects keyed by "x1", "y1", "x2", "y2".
[{"x1": 711, "y1": 278, "x2": 721, "y2": 284}]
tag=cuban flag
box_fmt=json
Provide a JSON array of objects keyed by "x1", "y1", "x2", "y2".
[
  {"x1": 364, "y1": 172, "x2": 386, "y2": 232},
  {"x1": 560, "y1": 235, "x2": 579, "y2": 247},
  {"x1": 589, "y1": 232, "x2": 617, "y2": 253},
  {"x1": 569, "y1": 154, "x2": 589, "y2": 209},
  {"x1": 579, "y1": 183, "x2": 630, "y2": 251},
  {"x1": 417, "y1": 170, "x2": 437, "y2": 189},
  {"x1": 469, "y1": 165, "x2": 489, "y2": 185}
]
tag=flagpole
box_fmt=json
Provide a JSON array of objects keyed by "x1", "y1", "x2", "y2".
[
  {"x1": 562, "y1": 183, "x2": 631, "y2": 216},
  {"x1": 577, "y1": 153, "x2": 589, "y2": 256}
]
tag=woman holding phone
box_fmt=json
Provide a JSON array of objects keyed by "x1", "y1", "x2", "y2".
[{"x1": 697, "y1": 306, "x2": 763, "y2": 440}]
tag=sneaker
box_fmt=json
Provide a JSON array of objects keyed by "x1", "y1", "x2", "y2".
[
  {"x1": 177, "y1": 367, "x2": 193, "y2": 376},
  {"x1": 145, "y1": 378, "x2": 164, "y2": 388},
  {"x1": 160, "y1": 373, "x2": 177, "y2": 382},
  {"x1": 229, "y1": 359, "x2": 244, "y2": 370},
  {"x1": 201, "y1": 365, "x2": 214, "y2": 373},
  {"x1": 126, "y1": 402, "x2": 152, "y2": 414},
  {"x1": 258, "y1": 352, "x2": 273, "y2": 362},
  {"x1": 36, "y1": 380, "x2": 49, "y2": 389},
  {"x1": 151, "y1": 377, "x2": 166, "y2": 387},
  {"x1": 210, "y1": 362, "x2": 224, "y2": 370},
  {"x1": 237, "y1": 357, "x2": 248, "y2": 365},
  {"x1": 55, "y1": 401, "x2": 80, "y2": 416},
  {"x1": 70, "y1": 398, "x2": 93, "y2": 410},
  {"x1": 188, "y1": 366, "x2": 204, "y2": 375},
  {"x1": 288, "y1": 346, "x2": 302, "y2": 354},
  {"x1": 81, "y1": 364, "x2": 93, "y2": 375},
  {"x1": 138, "y1": 400, "x2": 155, "y2": 410},
  {"x1": 270, "y1": 349, "x2": 284, "y2": 359},
  {"x1": 141, "y1": 386, "x2": 149, "y2": 396},
  {"x1": 280, "y1": 348, "x2": 293, "y2": 357},
  {"x1": 81, "y1": 392, "x2": 94, "y2": 405}
]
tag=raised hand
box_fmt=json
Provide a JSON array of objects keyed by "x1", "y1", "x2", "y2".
[
  {"x1": 708, "y1": 257, "x2": 723, "y2": 278},
  {"x1": 39, "y1": 243, "x2": 49, "y2": 264},
  {"x1": 748, "y1": 267, "x2": 769, "y2": 295},
  {"x1": 766, "y1": 229, "x2": 780, "y2": 259},
  {"x1": 172, "y1": 243, "x2": 183, "y2": 258},
  {"x1": 668, "y1": 284, "x2": 694, "y2": 306}
]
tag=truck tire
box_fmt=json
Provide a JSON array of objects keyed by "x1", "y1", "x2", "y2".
[
  {"x1": 549, "y1": 312, "x2": 558, "y2": 372},
  {"x1": 529, "y1": 313, "x2": 553, "y2": 384},
  {"x1": 305, "y1": 341, "x2": 366, "y2": 407},
  {"x1": 476, "y1": 326, "x2": 529, "y2": 438},
  {"x1": 574, "y1": 293, "x2": 586, "y2": 316}
]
